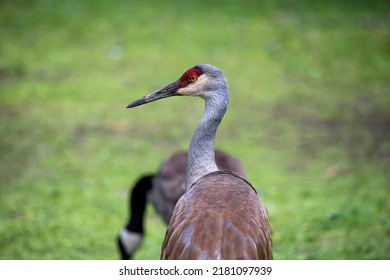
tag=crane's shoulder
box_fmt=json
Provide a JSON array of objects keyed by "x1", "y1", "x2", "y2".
[{"x1": 190, "y1": 169, "x2": 258, "y2": 196}]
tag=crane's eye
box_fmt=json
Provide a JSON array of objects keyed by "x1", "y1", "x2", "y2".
[
  {"x1": 178, "y1": 67, "x2": 202, "y2": 88},
  {"x1": 188, "y1": 75, "x2": 197, "y2": 83}
]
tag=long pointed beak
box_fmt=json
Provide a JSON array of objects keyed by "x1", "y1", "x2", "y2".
[{"x1": 127, "y1": 81, "x2": 179, "y2": 108}]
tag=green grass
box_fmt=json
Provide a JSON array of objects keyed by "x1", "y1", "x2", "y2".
[{"x1": 1, "y1": 0, "x2": 389, "y2": 259}]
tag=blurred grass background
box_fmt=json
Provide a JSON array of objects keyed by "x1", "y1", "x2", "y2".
[{"x1": 0, "y1": 0, "x2": 389, "y2": 259}]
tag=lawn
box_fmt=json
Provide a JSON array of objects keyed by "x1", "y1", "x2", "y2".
[{"x1": 0, "y1": 0, "x2": 389, "y2": 259}]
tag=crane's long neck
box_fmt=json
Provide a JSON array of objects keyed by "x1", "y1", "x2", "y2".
[{"x1": 185, "y1": 94, "x2": 228, "y2": 190}]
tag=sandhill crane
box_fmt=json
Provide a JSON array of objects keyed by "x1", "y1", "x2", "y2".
[
  {"x1": 117, "y1": 150, "x2": 247, "y2": 259},
  {"x1": 127, "y1": 64, "x2": 272, "y2": 259}
]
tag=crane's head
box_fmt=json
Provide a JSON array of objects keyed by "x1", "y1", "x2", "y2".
[{"x1": 127, "y1": 64, "x2": 228, "y2": 108}]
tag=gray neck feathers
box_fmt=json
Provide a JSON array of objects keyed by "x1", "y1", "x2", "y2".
[{"x1": 185, "y1": 89, "x2": 229, "y2": 190}]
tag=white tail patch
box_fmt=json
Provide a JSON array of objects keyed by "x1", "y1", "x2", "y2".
[{"x1": 119, "y1": 229, "x2": 143, "y2": 254}]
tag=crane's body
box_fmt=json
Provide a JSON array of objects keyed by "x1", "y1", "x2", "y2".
[
  {"x1": 127, "y1": 64, "x2": 272, "y2": 260},
  {"x1": 162, "y1": 170, "x2": 271, "y2": 259}
]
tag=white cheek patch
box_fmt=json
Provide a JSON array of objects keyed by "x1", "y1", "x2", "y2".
[{"x1": 177, "y1": 75, "x2": 209, "y2": 96}]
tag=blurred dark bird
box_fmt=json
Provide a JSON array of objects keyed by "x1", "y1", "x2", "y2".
[
  {"x1": 126, "y1": 64, "x2": 272, "y2": 259},
  {"x1": 117, "y1": 150, "x2": 246, "y2": 259}
]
